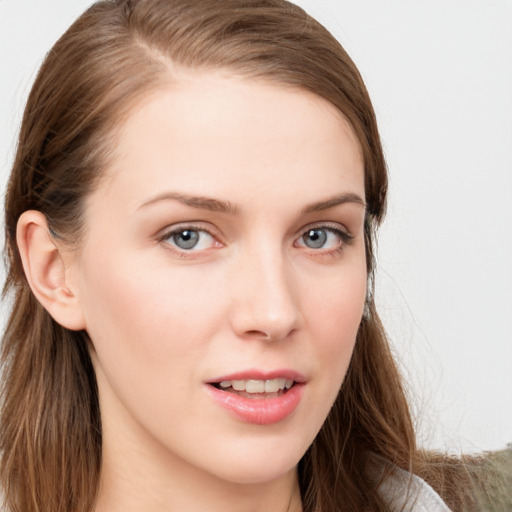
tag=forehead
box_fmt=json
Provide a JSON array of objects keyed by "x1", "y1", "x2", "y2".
[{"x1": 97, "y1": 71, "x2": 365, "y2": 212}]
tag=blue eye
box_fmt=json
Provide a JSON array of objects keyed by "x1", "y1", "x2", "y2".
[
  {"x1": 163, "y1": 228, "x2": 216, "y2": 251},
  {"x1": 303, "y1": 229, "x2": 327, "y2": 249},
  {"x1": 172, "y1": 230, "x2": 200, "y2": 250},
  {"x1": 298, "y1": 227, "x2": 349, "y2": 250}
]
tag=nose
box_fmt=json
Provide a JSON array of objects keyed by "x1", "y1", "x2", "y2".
[{"x1": 229, "y1": 246, "x2": 302, "y2": 342}]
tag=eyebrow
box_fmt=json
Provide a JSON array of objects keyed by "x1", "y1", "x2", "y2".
[
  {"x1": 138, "y1": 191, "x2": 365, "y2": 215},
  {"x1": 138, "y1": 192, "x2": 240, "y2": 215},
  {"x1": 301, "y1": 193, "x2": 366, "y2": 214}
]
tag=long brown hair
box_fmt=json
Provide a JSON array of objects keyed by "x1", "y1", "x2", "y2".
[{"x1": 1, "y1": 1, "x2": 459, "y2": 511}]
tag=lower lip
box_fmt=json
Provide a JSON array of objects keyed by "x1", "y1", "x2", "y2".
[{"x1": 205, "y1": 384, "x2": 304, "y2": 425}]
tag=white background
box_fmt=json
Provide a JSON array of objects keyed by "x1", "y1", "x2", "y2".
[{"x1": 1, "y1": 1, "x2": 511, "y2": 453}]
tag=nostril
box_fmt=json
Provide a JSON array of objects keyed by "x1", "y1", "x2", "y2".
[{"x1": 245, "y1": 329, "x2": 272, "y2": 340}]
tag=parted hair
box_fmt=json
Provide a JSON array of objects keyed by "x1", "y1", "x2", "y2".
[{"x1": 1, "y1": 1, "x2": 466, "y2": 511}]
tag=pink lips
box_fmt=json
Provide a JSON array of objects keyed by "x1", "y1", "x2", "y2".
[{"x1": 205, "y1": 369, "x2": 306, "y2": 425}]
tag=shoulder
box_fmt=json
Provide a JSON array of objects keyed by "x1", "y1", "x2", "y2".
[
  {"x1": 369, "y1": 455, "x2": 452, "y2": 512},
  {"x1": 377, "y1": 466, "x2": 452, "y2": 512}
]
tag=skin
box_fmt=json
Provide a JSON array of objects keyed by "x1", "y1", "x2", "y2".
[{"x1": 34, "y1": 71, "x2": 367, "y2": 512}]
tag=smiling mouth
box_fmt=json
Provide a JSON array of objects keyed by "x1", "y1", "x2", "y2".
[{"x1": 211, "y1": 378, "x2": 295, "y2": 399}]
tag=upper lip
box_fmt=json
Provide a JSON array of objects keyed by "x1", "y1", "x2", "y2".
[{"x1": 207, "y1": 369, "x2": 307, "y2": 384}]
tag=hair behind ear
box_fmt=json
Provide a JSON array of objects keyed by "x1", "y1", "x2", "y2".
[{"x1": 0, "y1": 286, "x2": 101, "y2": 512}]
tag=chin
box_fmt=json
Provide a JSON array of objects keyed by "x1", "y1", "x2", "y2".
[
  {"x1": 195, "y1": 435, "x2": 308, "y2": 485},
  {"x1": 213, "y1": 461, "x2": 298, "y2": 486}
]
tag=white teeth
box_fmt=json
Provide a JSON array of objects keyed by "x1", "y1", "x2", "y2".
[
  {"x1": 264, "y1": 379, "x2": 281, "y2": 393},
  {"x1": 246, "y1": 380, "x2": 265, "y2": 393},
  {"x1": 232, "y1": 380, "x2": 245, "y2": 391},
  {"x1": 217, "y1": 378, "x2": 294, "y2": 393}
]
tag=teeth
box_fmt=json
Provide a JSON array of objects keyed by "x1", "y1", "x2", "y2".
[
  {"x1": 232, "y1": 380, "x2": 245, "y2": 391},
  {"x1": 264, "y1": 378, "x2": 283, "y2": 393},
  {"x1": 217, "y1": 378, "x2": 294, "y2": 393},
  {"x1": 246, "y1": 380, "x2": 265, "y2": 393}
]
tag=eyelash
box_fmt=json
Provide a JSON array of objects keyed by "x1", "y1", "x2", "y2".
[
  {"x1": 157, "y1": 224, "x2": 220, "y2": 259},
  {"x1": 158, "y1": 223, "x2": 354, "y2": 258},
  {"x1": 296, "y1": 224, "x2": 354, "y2": 257}
]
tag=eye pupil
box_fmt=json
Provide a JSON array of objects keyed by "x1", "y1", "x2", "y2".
[
  {"x1": 173, "y1": 230, "x2": 199, "y2": 249},
  {"x1": 304, "y1": 229, "x2": 327, "y2": 249}
]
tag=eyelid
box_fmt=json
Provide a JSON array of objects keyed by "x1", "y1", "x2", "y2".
[
  {"x1": 157, "y1": 220, "x2": 220, "y2": 237},
  {"x1": 297, "y1": 221, "x2": 353, "y2": 240}
]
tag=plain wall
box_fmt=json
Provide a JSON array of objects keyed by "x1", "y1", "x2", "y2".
[{"x1": 1, "y1": 0, "x2": 511, "y2": 453}]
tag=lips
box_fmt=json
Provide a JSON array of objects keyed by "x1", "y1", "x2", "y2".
[
  {"x1": 205, "y1": 370, "x2": 306, "y2": 424},
  {"x1": 215, "y1": 377, "x2": 294, "y2": 396}
]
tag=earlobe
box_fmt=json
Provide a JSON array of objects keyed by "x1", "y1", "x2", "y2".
[{"x1": 16, "y1": 210, "x2": 86, "y2": 331}]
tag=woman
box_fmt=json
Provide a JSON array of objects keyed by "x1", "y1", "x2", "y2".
[{"x1": 0, "y1": 1, "x2": 460, "y2": 511}]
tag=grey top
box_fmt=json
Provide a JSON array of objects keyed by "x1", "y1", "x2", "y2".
[{"x1": 377, "y1": 464, "x2": 452, "y2": 512}]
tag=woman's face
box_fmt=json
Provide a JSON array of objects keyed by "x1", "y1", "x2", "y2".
[{"x1": 69, "y1": 71, "x2": 367, "y2": 486}]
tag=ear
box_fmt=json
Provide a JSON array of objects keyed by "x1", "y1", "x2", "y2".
[{"x1": 16, "y1": 210, "x2": 86, "y2": 331}]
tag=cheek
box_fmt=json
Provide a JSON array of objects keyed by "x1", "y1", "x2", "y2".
[
  {"x1": 304, "y1": 261, "x2": 366, "y2": 382},
  {"x1": 304, "y1": 259, "x2": 366, "y2": 340},
  {"x1": 76, "y1": 252, "x2": 227, "y2": 435},
  {"x1": 278, "y1": 261, "x2": 366, "y2": 454},
  {"x1": 79, "y1": 249, "x2": 220, "y2": 345}
]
